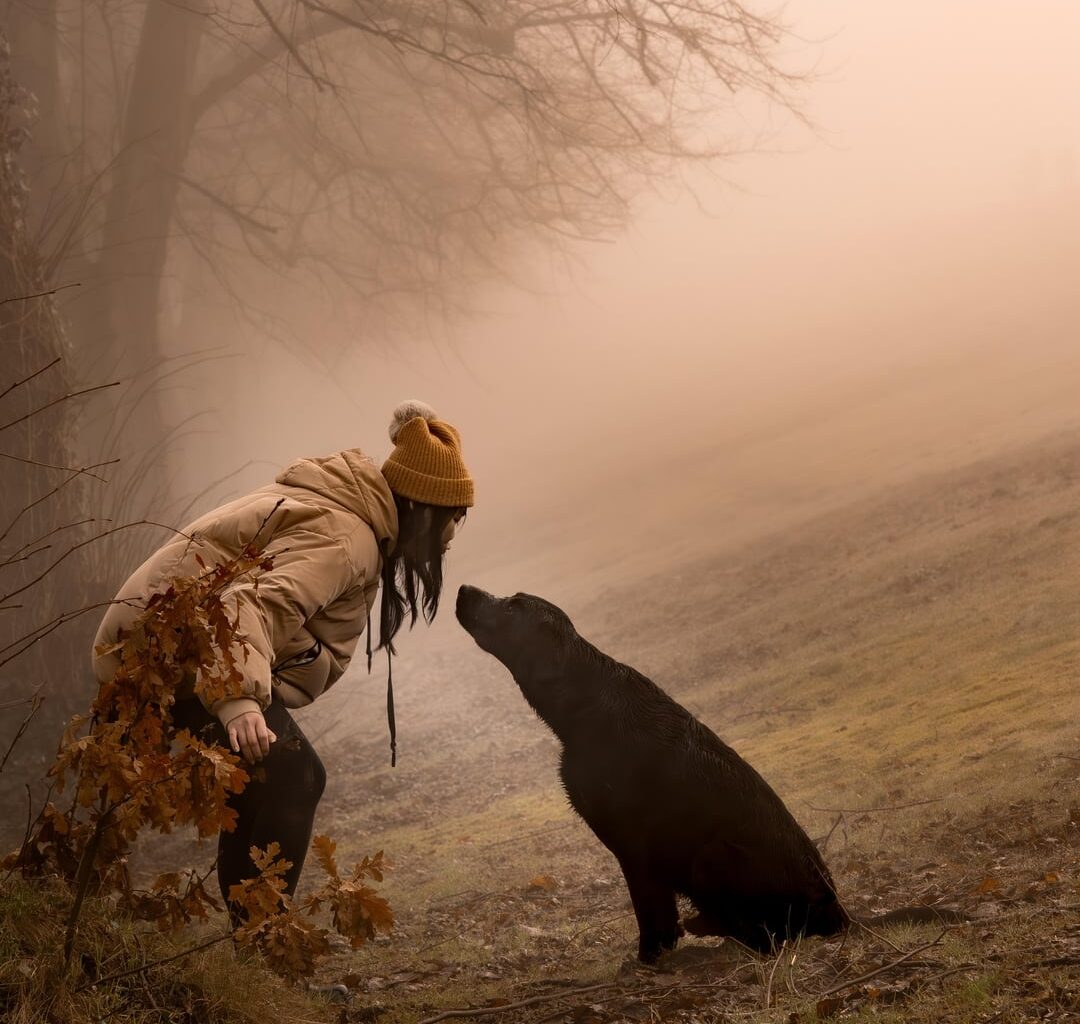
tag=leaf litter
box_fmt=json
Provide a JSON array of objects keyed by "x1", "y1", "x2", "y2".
[{"x1": 297, "y1": 772, "x2": 1078, "y2": 1024}]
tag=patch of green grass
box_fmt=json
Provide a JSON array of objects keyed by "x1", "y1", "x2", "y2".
[
  {"x1": 0, "y1": 876, "x2": 331, "y2": 1024},
  {"x1": 955, "y1": 972, "x2": 1000, "y2": 1008}
]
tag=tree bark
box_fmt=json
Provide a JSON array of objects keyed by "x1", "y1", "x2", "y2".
[
  {"x1": 75, "y1": 0, "x2": 208, "y2": 531},
  {"x1": 98, "y1": 0, "x2": 204, "y2": 361}
]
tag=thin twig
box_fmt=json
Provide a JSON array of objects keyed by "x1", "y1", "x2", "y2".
[
  {"x1": 413, "y1": 933, "x2": 459, "y2": 956},
  {"x1": 918, "y1": 963, "x2": 977, "y2": 988},
  {"x1": 0, "y1": 693, "x2": 42, "y2": 710},
  {"x1": 816, "y1": 930, "x2": 950, "y2": 999},
  {"x1": 74, "y1": 932, "x2": 233, "y2": 993},
  {"x1": 0, "y1": 282, "x2": 81, "y2": 305},
  {"x1": 0, "y1": 601, "x2": 114, "y2": 668},
  {"x1": 569, "y1": 910, "x2": 634, "y2": 941},
  {"x1": 764, "y1": 939, "x2": 787, "y2": 1008},
  {"x1": 0, "y1": 356, "x2": 62, "y2": 401},
  {"x1": 1, "y1": 519, "x2": 97, "y2": 565},
  {"x1": 807, "y1": 798, "x2": 944, "y2": 815},
  {"x1": 3, "y1": 781, "x2": 55, "y2": 884},
  {"x1": 170, "y1": 170, "x2": 281, "y2": 234},
  {"x1": 1023, "y1": 955, "x2": 1080, "y2": 968},
  {"x1": 0, "y1": 685, "x2": 44, "y2": 775},
  {"x1": 479, "y1": 821, "x2": 573, "y2": 850},
  {"x1": 533, "y1": 971, "x2": 756, "y2": 1024},
  {"x1": 416, "y1": 980, "x2": 630, "y2": 1023},
  {"x1": 0, "y1": 380, "x2": 119, "y2": 434},
  {"x1": 853, "y1": 918, "x2": 904, "y2": 955},
  {"x1": 416, "y1": 982, "x2": 619, "y2": 1024},
  {"x1": 250, "y1": 0, "x2": 328, "y2": 91},
  {"x1": 813, "y1": 812, "x2": 845, "y2": 851},
  {"x1": 0, "y1": 460, "x2": 117, "y2": 547},
  {"x1": 1, "y1": 520, "x2": 193, "y2": 607},
  {"x1": 0, "y1": 450, "x2": 118, "y2": 481}
]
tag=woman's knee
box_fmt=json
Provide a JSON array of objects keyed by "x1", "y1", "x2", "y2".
[{"x1": 308, "y1": 749, "x2": 327, "y2": 802}]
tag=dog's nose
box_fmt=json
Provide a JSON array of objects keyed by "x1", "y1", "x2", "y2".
[
  {"x1": 456, "y1": 584, "x2": 479, "y2": 619},
  {"x1": 456, "y1": 584, "x2": 494, "y2": 622}
]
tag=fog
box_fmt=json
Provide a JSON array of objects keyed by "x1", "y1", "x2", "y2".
[
  {"x1": 161, "y1": 0, "x2": 1079, "y2": 604},
  {"x1": 7, "y1": 2, "x2": 1080, "y2": 1002}
]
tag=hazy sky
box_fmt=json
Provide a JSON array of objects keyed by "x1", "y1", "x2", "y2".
[{"x1": 167, "y1": 0, "x2": 1080, "y2": 553}]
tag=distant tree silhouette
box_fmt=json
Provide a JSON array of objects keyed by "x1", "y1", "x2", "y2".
[{"x1": 1, "y1": 0, "x2": 807, "y2": 654}]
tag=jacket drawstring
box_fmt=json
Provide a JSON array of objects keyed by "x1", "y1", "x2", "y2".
[
  {"x1": 386, "y1": 646, "x2": 396, "y2": 768},
  {"x1": 366, "y1": 607, "x2": 396, "y2": 768},
  {"x1": 366, "y1": 609, "x2": 373, "y2": 672}
]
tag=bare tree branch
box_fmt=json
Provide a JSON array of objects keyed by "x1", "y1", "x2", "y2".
[
  {"x1": 170, "y1": 169, "x2": 281, "y2": 234},
  {"x1": 0, "y1": 282, "x2": 80, "y2": 305},
  {"x1": 0, "y1": 685, "x2": 44, "y2": 775},
  {"x1": 250, "y1": 0, "x2": 330, "y2": 91},
  {"x1": 0, "y1": 381, "x2": 120, "y2": 435}
]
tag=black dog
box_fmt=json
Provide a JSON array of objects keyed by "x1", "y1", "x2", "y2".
[{"x1": 455, "y1": 585, "x2": 850, "y2": 963}]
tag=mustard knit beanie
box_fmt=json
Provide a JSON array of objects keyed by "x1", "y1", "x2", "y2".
[{"x1": 381, "y1": 400, "x2": 474, "y2": 508}]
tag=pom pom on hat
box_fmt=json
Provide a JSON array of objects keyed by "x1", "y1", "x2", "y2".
[
  {"x1": 388, "y1": 400, "x2": 438, "y2": 443},
  {"x1": 382, "y1": 400, "x2": 474, "y2": 507}
]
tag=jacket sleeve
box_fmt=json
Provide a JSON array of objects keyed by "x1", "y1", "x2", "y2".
[{"x1": 207, "y1": 528, "x2": 358, "y2": 727}]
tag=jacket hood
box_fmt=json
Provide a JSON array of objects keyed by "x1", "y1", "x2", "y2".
[{"x1": 276, "y1": 448, "x2": 398, "y2": 547}]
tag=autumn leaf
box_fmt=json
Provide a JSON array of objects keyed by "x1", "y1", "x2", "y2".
[
  {"x1": 243, "y1": 914, "x2": 330, "y2": 982},
  {"x1": 329, "y1": 880, "x2": 394, "y2": 948},
  {"x1": 312, "y1": 834, "x2": 340, "y2": 881},
  {"x1": 354, "y1": 850, "x2": 387, "y2": 884}
]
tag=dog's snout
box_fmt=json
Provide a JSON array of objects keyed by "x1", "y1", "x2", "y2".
[{"x1": 456, "y1": 583, "x2": 489, "y2": 625}]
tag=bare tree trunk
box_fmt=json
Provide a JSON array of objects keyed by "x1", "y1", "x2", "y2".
[
  {"x1": 70, "y1": 0, "x2": 207, "y2": 558},
  {"x1": 97, "y1": 0, "x2": 204, "y2": 360}
]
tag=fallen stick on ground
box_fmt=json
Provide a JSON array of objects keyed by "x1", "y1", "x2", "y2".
[
  {"x1": 807, "y1": 797, "x2": 945, "y2": 815},
  {"x1": 815, "y1": 930, "x2": 950, "y2": 1000},
  {"x1": 74, "y1": 933, "x2": 233, "y2": 993},
  {"x1": 416, "y1": 982, "x2": 619, "y2": 1024},
  {"x1": 419, "y1": 960, "x2": 766, "y2": 1024},
  {"x1": 568, "y1": 909, "x2": 634, "y2": 941}
]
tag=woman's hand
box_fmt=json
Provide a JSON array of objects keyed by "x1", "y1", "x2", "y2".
[{"x1": 227, "y1": 711, "x2": 277, "y2": 763}]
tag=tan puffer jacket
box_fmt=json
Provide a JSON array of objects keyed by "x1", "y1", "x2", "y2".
[{"x1": 92, "y1": 449, "x2": 398, "y2": 727}]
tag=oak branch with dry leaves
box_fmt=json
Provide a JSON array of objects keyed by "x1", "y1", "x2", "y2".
[{"x1": 5, "y1": 538, "x2": 392, "y2": 983}]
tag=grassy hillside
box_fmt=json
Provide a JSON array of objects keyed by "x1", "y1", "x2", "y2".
[
  {"x1": 308, "y1": 425, "x2": 1080, "y2": 1022},
  {"x1": 5, "y1": 425, "x2": 1077, "y2": 1023}
]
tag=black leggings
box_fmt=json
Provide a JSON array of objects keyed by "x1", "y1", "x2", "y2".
[{"x1": 171, "y1": 698, "x2": 326, "y2": 912}]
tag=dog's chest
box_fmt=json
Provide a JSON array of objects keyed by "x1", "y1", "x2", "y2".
[{"x1": 558, "y1": 744, "x2": 655, "y2": 831}]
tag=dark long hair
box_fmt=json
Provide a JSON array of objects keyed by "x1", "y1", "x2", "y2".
[{"x1": 378, "y1": 495, "x2": 465, "y2": 654}]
